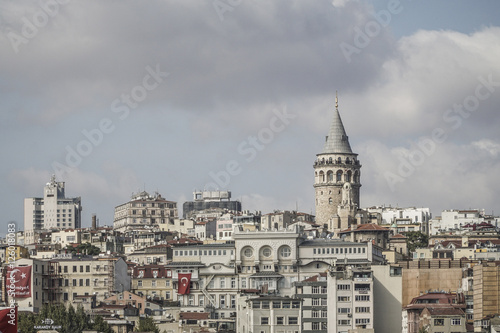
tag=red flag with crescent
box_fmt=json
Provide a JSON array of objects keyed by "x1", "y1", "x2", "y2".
[
  {"x1": 0, "y1": 307, "x2": 18, "y2": 333},
  {"x1": 6, "y1": 266, "x2": 32, "y2": 298},
  {"x1": 178, "y1": 273, "x2": 191, "y2": 295}
]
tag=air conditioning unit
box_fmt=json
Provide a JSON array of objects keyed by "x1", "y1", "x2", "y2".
[{"x1": 347, "y1": 314, "x2": 352, "y2": 317}]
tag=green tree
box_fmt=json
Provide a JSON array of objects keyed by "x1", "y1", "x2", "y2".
[
  {"x1": 92, "y1": 315, "x2": 113, "y2": 333},
  {"x1": 406, "y1": 231, "x2": 429, "y2": 253},
  {"x1": 135, "y1": 317, "x2": 160, "y2": 333},
  {"x1": 18, "y1": 303, "x2": 96, "y2": 333},
  {"x1": 65, "y1": 242, "x2": 101, "y2": 255}
]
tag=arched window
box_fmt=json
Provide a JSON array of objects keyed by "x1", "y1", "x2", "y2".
[
  {"x1": 260, "y1": 246, "x2": 273, "y2": 259},
  {"x1": 354, "y1": 171, "x2": 359, "y2": 183},
  {"x1": 345, "y1": 170, "x2": 352, "y2": 182},
  {"x1": 346, "y1": 157, "x2": 351, "y2": 164},
  {"x1": 336, "y1": 170, "x2": 343, "y2": 182},
  {"x1": 329, "y1": 198, "x2": 333, "y2": 205},
  {"x1": 279, "y1": 245, "x2": 291, "y2": 258},
  {"x1": 242, "y1": 246, "x2": 254, "y2": 258},
  {"x1": 319, "y1": 171, "x2": 325, "y2": 182},
  {"x1": 337, "y1": 157, "x2": 342, "y2": 164},
  {"x1": 328, "y1": 157, "x2": 332, "y2": 164},
  {"x1": 327, "y1": 171, "x2": 333, "y2": 182}
]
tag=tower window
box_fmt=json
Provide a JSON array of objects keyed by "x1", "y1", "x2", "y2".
[
  {"x1": 327, "y1": 171, "x2": 333, "y2": 182},
  {"x1": 346, "y1": 171, "x2": 352, "y2": 182},
  {"x1": 329, "y1": 198, "x2": 333, "y2": 205},
  {"x1": 336, "y1": 170, "x2": 343, "y2": 182}
]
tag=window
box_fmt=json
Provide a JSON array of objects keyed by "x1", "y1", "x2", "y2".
[
  {"x1": 355, "y1": 307, "x2": 370, "y2": 313},
  {"x1": 451, "y1": 318, "x2": 461, "y2": 325},
  {"x1": 231, "y1": 295, "x2": 236, "y2": 308},
  {"x1": 312, "y1": 298, "x2": 320, "y2": 306},
  {"x1": 338, "y1": 284, "x2": 350, "y2": 290},
  {"x1": 312, "y1": 310, "x2": 319, "y2": 318},
  {"x1": 434, "y1": 319, "x2": 444, "y2": 326},
  {"x1": 276, "y1": 316, "x2": 284, "y2": 325},
  {"x1": 152, "y1": 280, "x2": 156, "y2": 287},
  {"x1": 262, "y1": 247, "x2": 272, "y2": 258},
  {"x1": 288, "y1": 317, "x2": 298, "y2": 325},
  {"x1": 261, "y1": 317, "x2": 269, "y2": 325},
  {"x1": 220, "y1": 278, "x2": 226, "y2": 288},
  {"x1": 243, "y1": 247, "x2": 253, "y2": 258},
  {"x1": 231, "y1": 277, "x2": 236, "y2": 288},
  {"x1": 138, "y1": 280, "x2": 143, "y2": 287},
  {"x1": 338, "y1": 319, "x2": 350, "y2": 325},
  {"x1": 355, "y1": 295, "x2": 370, "y2": 301},
  {"x1": 279, "y1": 246, "x2": 291, "y2": 258},
  {"x1": 355, "y1": 318, "x2": 370, "y2": 325},
  {"x1": 338, "y1": 308, "x2": 351, "y2": 313},
  {"x1": 312, "y1": 286, "x2": 320, "y2": 294},
  {"x1": 338, "y1": 296, "x2": 350, "y2": 302},
  {"x1": 312, "y1": 322, "x2": 320, "y2": 330},
  {"x1": 73, "y1": 266, "x2": 77, "y2": 273}
]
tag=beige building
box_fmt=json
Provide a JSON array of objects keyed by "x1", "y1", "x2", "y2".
[
  {"x1": 53, "y1": 254, "x2": 130, "y2": 305},
  {"x1": 473, "y1": 262, "x2": 500, "y2": 331},
  {"x1": 131, "y1": 264, "x2": 174, "y2": 303},
  {"x1": 113, "y1": 191, "x2": 178, "y2": 232}
]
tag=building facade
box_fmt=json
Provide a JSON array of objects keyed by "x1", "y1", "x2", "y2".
[
  {"x1": 24, "y1": 175, "x2": 82, "y2": 244},
  {"x1": 113, "y1": 191, "x2": 178, "y2": 232}
]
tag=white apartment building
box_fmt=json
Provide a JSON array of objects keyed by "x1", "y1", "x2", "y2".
[
  {"x1": 24, "y1": 175, "x2": 82, "y2": 244},
  {"x1": 327, "y1": 265, "x2": 374, "y2": 333},
  {"x1": 366, "y1": 206, "x2": 431, "y2": 234},
  {"x1": 429, "y1": 209, "x2": 500, "y2": 235}
]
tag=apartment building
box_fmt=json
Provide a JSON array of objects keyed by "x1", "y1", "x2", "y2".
[
  {"x1": 24, "y1": 175, "x2": 82, "y2": 244},
  {"x1": 113, "y1": 191, "x2": 178, "y2": 232},
  {"x1": 326, "y1": 265, "x2": 374, "y2": 333}
]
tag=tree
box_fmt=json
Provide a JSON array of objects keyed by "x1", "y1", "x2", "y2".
[
  {"x1": 18, "y1": 303, "x2": 111, "y2": 333},
  {"x1": 65, "y1": 242, "x2": 101, "y2": 255},
  {"x1": 135, "y1": 317, "x2": 160, "y2": 333},
  {"x1": 406, "y1": 231, "x2": 429, "y2": 253},
  {"x1": 92, "y1": 315, "x2": 113, "y2": 333}
]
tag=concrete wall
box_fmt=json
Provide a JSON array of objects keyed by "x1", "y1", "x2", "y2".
[
  {"x1": 402, "y1": 266, "x2": 463, "y2": 307},
  {"x1": 372, "y1": 265, "x2": 403, "y2": 333}
]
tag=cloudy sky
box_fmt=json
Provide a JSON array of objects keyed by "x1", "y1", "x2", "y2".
[{"x1": 1, "y1": 0, "x2": 500, "y2": 230}]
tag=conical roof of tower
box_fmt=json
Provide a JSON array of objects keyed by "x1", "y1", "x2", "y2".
[{"x1": 323, "y1": 99, "x2": 353, "y2": 154}]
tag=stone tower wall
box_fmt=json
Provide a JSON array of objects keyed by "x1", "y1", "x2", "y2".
[{"x1": 314, "y1": 152, "x2": 361, "y2": 225}]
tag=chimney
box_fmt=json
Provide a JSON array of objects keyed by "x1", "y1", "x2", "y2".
[
  {"x1": 462, "y1": 236, "x2": 469, "y2": 248},
  {"x1": 92, "y1": 214, "x2": 97, "y2": 230}
]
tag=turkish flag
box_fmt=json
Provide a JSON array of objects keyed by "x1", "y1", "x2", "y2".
[
  {"x1": 6, "y1": 266, "x2": 32, "y2": 298},
  {"x1": 0, "y1": 307, "x2": 18, "y2": 333},
  {"x1": 178, "y1": 273, "x2": 191, "y2": 295}
]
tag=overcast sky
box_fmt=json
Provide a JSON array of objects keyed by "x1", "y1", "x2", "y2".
[{"x1": 1, "y1": 0, "x2": 500, "y2": 230}]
